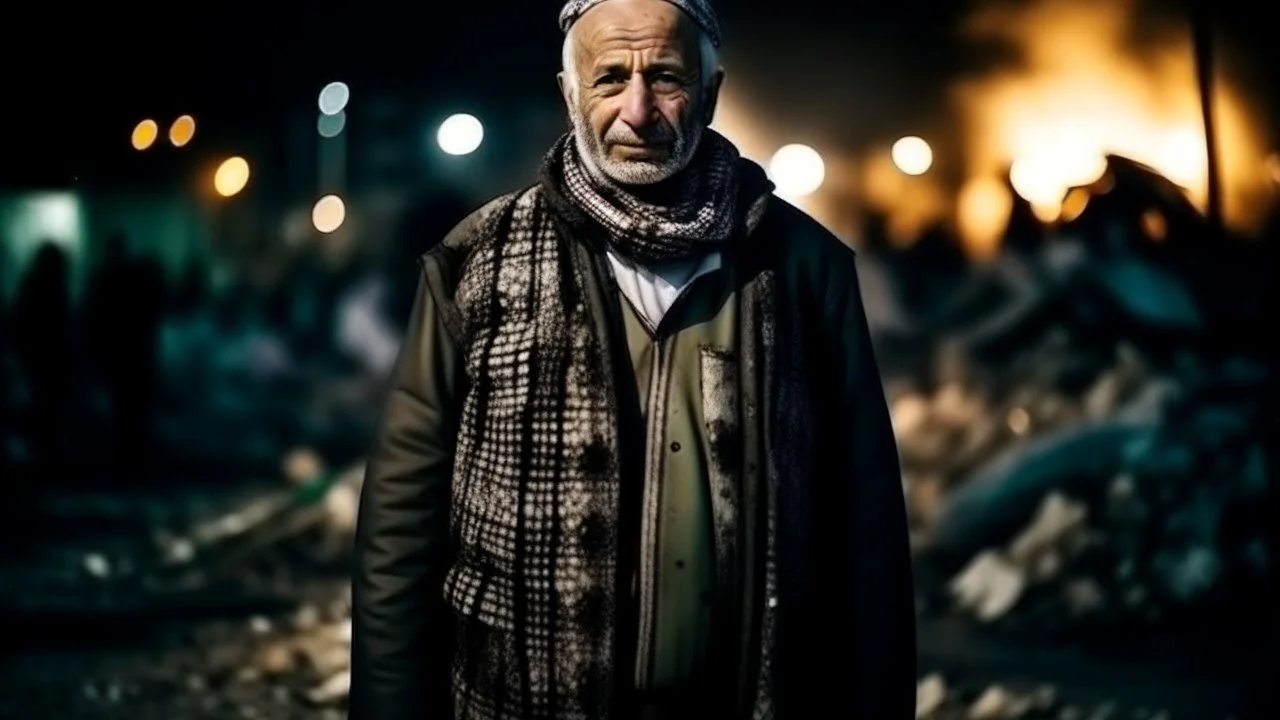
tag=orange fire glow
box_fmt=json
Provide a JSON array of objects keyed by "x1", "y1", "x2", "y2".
[
  {"x1": 952, "y1": 0, "x2": 1273, "y2": 252},
  {"x1": 712, "y1": 89, "x2": 857, "y2": 239},
  {"x1": 861, "y1": 152, "x2": 950, "y2": 245}
]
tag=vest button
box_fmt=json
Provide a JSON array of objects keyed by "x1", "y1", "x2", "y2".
[{"x1": 670, "y1": 441, "x2": 681, "y2": 452}]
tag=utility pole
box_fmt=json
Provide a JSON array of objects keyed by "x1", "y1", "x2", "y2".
[{"x1": 1190, "y1": 0, "x2": 1223, "y2": 233}]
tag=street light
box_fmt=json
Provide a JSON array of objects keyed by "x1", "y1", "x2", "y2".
[
  {"x1": 312, "y1": 194, "x2": 346, "y2": 233},
  {"x1": 214, "y1": 157, "x2": 250, "y2": 197},
  {"x1": 319, "y1": 82, "x2": 350, "y2": 116},
  {"x1": 132, "y1": 119, "x2": 159, "y2": 150},
  {"x1": 169, "y1": 115, "x2": 196, "y2": 147},
  {"x1": 318, "y1": 111, "x2": 346, "y2": 138},
  {"x1": 768, "y1": 144, "x2": 825, "y2": 198},
  {"x1": 891, "y1": 136, "x2": 933, "y2": 176},
  {"x1": 437, "y1": 113, "x2": 484, "y2": 155}
]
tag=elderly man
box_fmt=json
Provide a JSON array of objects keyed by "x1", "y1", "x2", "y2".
[{"x1": 349, "y1": 0, "x2": 916, "y2": 718}]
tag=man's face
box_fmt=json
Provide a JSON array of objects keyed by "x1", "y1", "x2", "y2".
[{"x1": 561, "y1": 0, "x2": 720, "y2": 185}]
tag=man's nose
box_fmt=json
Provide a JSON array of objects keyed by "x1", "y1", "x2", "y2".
[{"x1": 618, "y1": 74, "x2": 656, "y2": 130}]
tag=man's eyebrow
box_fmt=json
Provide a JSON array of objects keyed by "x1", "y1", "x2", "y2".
[
  {"x1": 589, "y1": 60, "x2": 630, "y2": 77},
  {"x1": 588, "y1": 59, "x2": 690, "y2": 78},
  {"x1": 647, "y1": 58, "x2": 690, "y2": 72}
]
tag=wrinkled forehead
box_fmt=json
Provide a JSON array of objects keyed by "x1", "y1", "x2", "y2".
[{"x1": 571, "y1": 0, "x2": 701, "y2": 68}]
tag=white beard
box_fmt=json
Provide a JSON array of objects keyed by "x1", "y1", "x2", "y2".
[{"x1": 569, "y1": 109, "x2": 704, "y2": 186}]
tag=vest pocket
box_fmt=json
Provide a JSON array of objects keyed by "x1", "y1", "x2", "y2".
[{"x1": 700, "y1": 346, "x2": 742, "y2": 557}]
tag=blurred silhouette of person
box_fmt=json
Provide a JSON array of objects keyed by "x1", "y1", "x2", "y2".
[
  {"x1": 83, "y1": 234, "x2": 167, "y2": 483},
  {"x1": 12, "y1": 243, "x2": 72, "y2": 485}
]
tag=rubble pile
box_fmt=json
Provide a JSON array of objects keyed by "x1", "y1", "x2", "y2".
[
  {"x1": 890, "y1": 334, "x2": 1153, "y2": 531},
  {"x1": 916, "y1": 673, "x2": 1081, "y2": 720},
  {"x1": 147, "y1": 451, "x2": 364, "y2": 594},
  {"x1": 871, "y1": 156, "x2": 1271, "y2": 645},
  {"x1": 3, "y1": 586, "x2": 354, "y2": 720},
  {"x1": 0, "y1": 451, "x2": 365, "y2": 718},
  {"x1": 894, "y1": 297, "x2": 1268, "y2": 639},
  {"x1": 911, "y1": 672, "x2": 1227, "y2": 720}
]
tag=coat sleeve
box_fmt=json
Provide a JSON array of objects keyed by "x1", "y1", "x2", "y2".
[
  {"x1": 350, "y1": 263, "x2": 465, "y2": 719},
  {"x1": 821, "y1": 246, "x2": 917, "y2": 719}
]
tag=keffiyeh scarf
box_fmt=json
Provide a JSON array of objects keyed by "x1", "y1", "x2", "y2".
[
  {"x1": 551, "y1": 129, "x2": 753, "y2": 265},
  {"x1": 439, "y1": 128, "x2": 781, "y2": 719}
]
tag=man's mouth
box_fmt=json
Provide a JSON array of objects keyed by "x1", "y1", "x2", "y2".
[
  {"x1": 616, "y1": 147, "x2": 663, "y2": 162},
  {"x1": 613, "y1": 141, "x2": 669, "y2": 154}
]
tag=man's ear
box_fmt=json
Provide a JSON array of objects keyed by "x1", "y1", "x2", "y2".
[
  {"x1": 557, "y1": 71, "x2": 574, "y2": 111},
  {"x1": 703, "y1": 69, "x2": 725, "y2": 124}
]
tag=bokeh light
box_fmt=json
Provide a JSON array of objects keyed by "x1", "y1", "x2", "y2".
[
  {"x1": 214, "y1": 157, "x2": 251, "y2": 197},
  {"x1": 891, "y1": 136, "x2": 934, "y2": 176},
  {"x1": 437, "y1": 114, "x2": 484, "y2": 156},
  {"x1": 768, "y1": 144, "x2": 826, "y2": 198},
  {"x1": 132, "y1": 120, "x2": 159, "y2": 150},
  {"x1": 169, "y1": 115, "x2": 196, "y2": 147},
  {"x1": 1009, "y1": 152, "x2": 1108, "y2": 222},
  {"x1": 318, "y1": 82, "x2": 350, "y2": 116},
  {"x1": 317, "y1": 111, "x2": 346, "y2": 138},
  {"x1": 1266, "y1": 154, "x2": 1280, "y2": 185},
  {"x1": 312, "y1": 194, "x2": 346, "y2": 233},
  {"x1": 956, "y1": 176, "x2": 1014, "y2": 261}
]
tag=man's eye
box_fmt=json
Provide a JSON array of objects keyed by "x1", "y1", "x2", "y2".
[{"x1": 594, "y1": 73, "x2": 626, "y2": 86}]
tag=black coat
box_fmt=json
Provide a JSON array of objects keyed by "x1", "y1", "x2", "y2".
[{"x1": 350, "y1": 189, "x2": 916, "y2": 719}]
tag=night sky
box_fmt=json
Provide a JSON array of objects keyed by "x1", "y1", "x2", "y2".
[{"x1": 3, "y1": 0, "x2": 1274, "y2": 188}]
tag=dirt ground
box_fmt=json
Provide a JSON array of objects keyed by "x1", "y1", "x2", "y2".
[{"x1": 2, "y1": 595, "x2": 1264, "y2": 719}]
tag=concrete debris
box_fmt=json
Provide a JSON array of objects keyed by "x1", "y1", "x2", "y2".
[
  {"x1": 293, "y1": 603, "x2": 322, "y2": 631},
  {"x1": 83, "y1": 553, "x2": 112, "y2": 579},
  {"x1": 908, "y1": 675, "x2": 1241, "y2": 720},
  {"x1": 131, "y1": 455, "x2": 368, "y2": 591},
  {"x1": 917, "y1": 673, "x2": 948, "y2": 718},
  {"x1": 306, "y1": 670, "x2": 352, "y2": 706},
  {"x1": 914, "y1": 676, "x2": 1162, "y2": 720},
  {"x1": 950, "y1": 551, "x2": 1027, "y2": 622},
  {"x1": 1006, "y1": 493, "x2": 1088, "y2": 568},
  {"x1": 969, "y1": 684, "x2": 1021, "y2": 718},
  {"x1": 894, "y1": 306, "x2": 1268, "y2": 638}
]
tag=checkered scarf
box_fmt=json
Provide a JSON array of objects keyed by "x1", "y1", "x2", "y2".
[
  {"x1": 551, "y1": 129, "x2": 747, "y2": 265},
  {"x1": 429, "y1": 122, "x2": 778, "y2": 718}
]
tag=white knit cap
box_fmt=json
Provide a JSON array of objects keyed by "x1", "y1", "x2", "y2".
[{"x1": 558, "y1": 0, "x2": 723, "y2": 47}]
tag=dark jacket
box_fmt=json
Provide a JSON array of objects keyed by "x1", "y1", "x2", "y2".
[{"x1": 350, "y1": 189, "x2": 916, "y2": 719}]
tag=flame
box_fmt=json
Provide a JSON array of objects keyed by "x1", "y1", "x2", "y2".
[
  {"x1": 956, "y1": 176, "x2": 1014, "y2": 260},
  {"x1": 952, "y1": 0, "x2": 1273, "y2": 250},
  {"x1": 862, "y1": 152, "x2": 949, "y2": 245}
]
